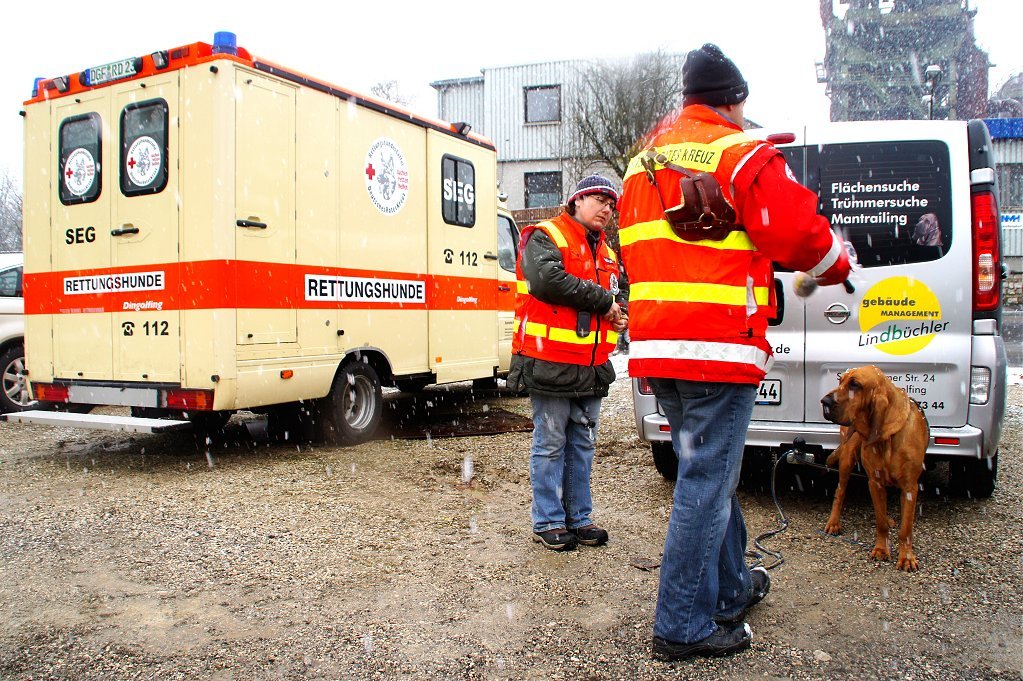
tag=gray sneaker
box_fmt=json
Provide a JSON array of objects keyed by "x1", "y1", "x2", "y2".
[{"x1": 715, "y1": 566, "x2": 771, "y2": 624}]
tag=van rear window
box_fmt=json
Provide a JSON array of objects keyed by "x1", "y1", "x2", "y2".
[
  {"x1": 807, "y1": 141, "x2": 952, "y2": 267},
  {"x1": 58, "y1": 114, "x2": 102, "y2": 205}
]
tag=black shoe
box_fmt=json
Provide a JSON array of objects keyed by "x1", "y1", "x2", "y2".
[
  {"x1": 532, "y1": 528, "x2": 577, "y2": 551},
  {"x1": 715, "y1": 567, "x2": 771, "y2": 624},
  {"x1": 652, "y1": 622, "x2": 752, "y2": 661},
  {"x1": 572, "y1": 525, "x2": 609, "y2": 546}
]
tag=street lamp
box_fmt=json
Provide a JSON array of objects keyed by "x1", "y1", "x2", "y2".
[{"x1": 924, "y1": 64, "x2": 942, "y2": 120}]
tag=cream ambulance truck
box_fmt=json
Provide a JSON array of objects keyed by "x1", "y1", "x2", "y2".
[
  {"x1": 632, "y1": 119, "x2": 1008, "y2": 498},
  {"x1": 5, "y1": 32, "x2": 519, "y2": 445}
]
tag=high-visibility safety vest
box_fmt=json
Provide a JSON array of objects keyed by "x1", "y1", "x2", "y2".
[
  {"x1": 512, "y1": 212, "x2": 620, "y2": 366},
  {"x1": 618, "y1": 105, "x2": 782, "y2": 385}
]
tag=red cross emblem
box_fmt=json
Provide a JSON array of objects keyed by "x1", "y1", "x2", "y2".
[
  {"x1": 128, "y1": 157, "x2": 137, "y2": 169},
  {"x1": 365, "y1": 163, "x2": 376, "y2": 180}
]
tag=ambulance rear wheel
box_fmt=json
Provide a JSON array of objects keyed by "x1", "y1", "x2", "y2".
[{"x1": 317, "y1": 361, "x2": 382, "y2": 446}]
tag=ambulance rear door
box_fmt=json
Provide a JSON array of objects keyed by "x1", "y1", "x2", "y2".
[
  {"x1": 801, "y1": 122, "x2": 972, "y2": 428},
  {"x1": 427, "y1": 134, "x2": 499, "y2": 383},
  {"x1": 109, "y1": 76, "x2": 181, "y2": 383},
  {"x1": 234, "y1": 68, "x2": 297, "y2": 346},
  {"x1": 51, "y1": 91, "x2": 114, "y2": 380}
]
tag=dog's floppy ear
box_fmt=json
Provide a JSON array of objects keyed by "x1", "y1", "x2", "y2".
[{"x1": 867, "y1": 379, "x2": 911, "y2": 445}]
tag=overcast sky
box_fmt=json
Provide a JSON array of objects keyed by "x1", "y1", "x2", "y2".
[{"x1": 0, "y1": 0, "x2": 1018, "y2": 186}]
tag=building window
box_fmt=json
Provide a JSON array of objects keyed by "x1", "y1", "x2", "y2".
[
  {"x1": 525, "y1": 171, "x2": 562, "y2": 208},
  {"x1": 996, "y1": 164, "x2": 1023, "y2": 210},
  {"x1": 524, "y1": 85, "x2": 561, "y2": 124}
]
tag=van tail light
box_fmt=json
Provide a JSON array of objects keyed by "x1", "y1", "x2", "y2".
[
  {"x1": 32, "y1": 383, "x2": 69, "y2": 403},
  {"x1": 970, "y1": 190, "x2": 1001, "y2": 313},
  {"x1": 164, "y1": 388, "x2": 214, "y2": 411},
  {"x1": 636, "y1": 377, "x2": 655, "y2": 395}
]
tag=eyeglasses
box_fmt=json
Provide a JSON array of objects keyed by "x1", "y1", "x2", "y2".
[{"x1": 588, "y1": 194, "x2": 616, "y2": 210}]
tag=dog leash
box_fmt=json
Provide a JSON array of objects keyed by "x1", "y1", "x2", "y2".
[{"x1": 748, "y1": 442, "x2": 871, "y2": 570}]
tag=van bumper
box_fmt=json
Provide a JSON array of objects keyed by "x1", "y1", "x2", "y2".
[{"x1": 637, "y1": 406, "x2": 992, "y2": 460}]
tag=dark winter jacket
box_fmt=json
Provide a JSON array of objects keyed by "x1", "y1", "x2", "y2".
[{"x1": 507, "y1": 228, "x2": 619, "y2": 398}]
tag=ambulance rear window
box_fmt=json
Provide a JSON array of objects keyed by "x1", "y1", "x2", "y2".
[
  {"x1": 58, "y1": 114, "x2": 102, "y2": 205},
  {"x1": 442, "y1": 155, "x2": 476, "y2": 227},
  {"x1": 810, "y1": 140, "x2": 952, "y2": 268},
  {"x1": 120, "y1": 99, "x2": 169, "y2": 196}
]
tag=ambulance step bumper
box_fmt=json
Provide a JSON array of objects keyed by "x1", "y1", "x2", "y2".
[{"x1": 2, "y1": 410, "x2": 192, "y2": 433}]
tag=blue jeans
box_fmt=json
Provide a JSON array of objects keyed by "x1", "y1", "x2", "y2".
[
  {"x1": 528, "y1": 393, "x2": 603, "y2": 533},
  {"x1": 650, "y1": 378, "x2": 756, "y2": 644}
]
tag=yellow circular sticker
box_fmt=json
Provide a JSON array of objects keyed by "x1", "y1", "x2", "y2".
[{"x1": 858, "y1": 277, "x2": 946, "y2": 355}]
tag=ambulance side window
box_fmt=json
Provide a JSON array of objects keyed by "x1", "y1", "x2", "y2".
[
  {"x1": 442, "y1": 155, "x2": 476, "y2": 227},
  {"x1": 497, "y1": 214, "x2": 519, "y2": 273},
  {"x1": 120, "y1": 99, "x2": 169, "y2": 196},
  {"x1": 815, "y1": 141, "x2": 952, "y2": 268},
  {"x1": 58, "y1": 113, "x2": 102, "y2": 205}
]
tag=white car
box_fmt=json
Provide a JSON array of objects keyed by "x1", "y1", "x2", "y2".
[{"x1": 0, "y1": 253, "x2": 32, "y2": 412}]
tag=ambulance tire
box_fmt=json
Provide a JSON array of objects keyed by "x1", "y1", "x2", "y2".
[
  {"x1": 651, "y1": 441, "x2": 678, "y2": 481},
  {"x1": 949, "y1": 452, "x2": 997, "y2": 499},
  {"x1": 317, "y1": 361, "x2": 383, "y2": 446}
]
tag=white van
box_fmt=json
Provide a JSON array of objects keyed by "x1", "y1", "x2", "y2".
[{"x1": 633, "y1": 119, "x2": 1008, "y2": 498}]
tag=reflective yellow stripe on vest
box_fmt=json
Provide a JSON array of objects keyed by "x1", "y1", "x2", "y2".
[
  {"x1": 619, "y1": 219, "x2": 756, "y2": 251},
  {"x1": 631, "y1": 281, "x2": 771, "y2": 307},
  {"x1": 538, "y1": 221, "x2": 569, "y2": 248},
  {"x1": 624, "y1": 132, "x2": 755, "y2": 180},
  {"x1": 516, "y1": 280, "x2": 529, "y2": 295},
  {"x1": 516, "y1": 319, "x2": 619, "y2": 346}
]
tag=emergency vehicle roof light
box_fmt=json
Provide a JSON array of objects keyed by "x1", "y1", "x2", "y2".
[
  {"x1": 454, "y1": 121, "x2": 472, "y2": 136},
  {"x1": 32, "y1": 77, "x2": 44, "y2": 97},
  {"x1": 212, "y1": 31, "x2": 238, "y2": 56},
  {"x1": 152, "y1": 50, "x2": 169, "y2": 70},
  {"x1": 52, "y1": 76, "x2": 69, "y2": 93}
]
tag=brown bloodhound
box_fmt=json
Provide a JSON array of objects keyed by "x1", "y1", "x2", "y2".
[{"x1": 820, "y1": 366, "x2": 930, "y2": 571}]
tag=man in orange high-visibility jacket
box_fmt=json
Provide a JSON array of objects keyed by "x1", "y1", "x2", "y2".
[
  {"x1": 618, "y1": 44, "x2": 851, "y2": 661},
  {"x1": 507, "y1": 174, "x2": 628, "y2": 551}
]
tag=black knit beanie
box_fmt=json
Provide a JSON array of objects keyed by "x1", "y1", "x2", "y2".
[{"x1": 682, "y1": 43, "x2": 749, "y2": 107}]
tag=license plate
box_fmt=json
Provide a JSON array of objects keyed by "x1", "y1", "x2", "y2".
[
  {"x1": 756, "y1": 379, "x2": 781, "y2": 405},
  {"x1": 85, "y1": 57, "x2": 141, "y2": 86}
]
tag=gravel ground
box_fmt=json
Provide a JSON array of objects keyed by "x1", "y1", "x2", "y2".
[{"x1": 0, "y1": 370, "x2": 1020, "y2": 680}]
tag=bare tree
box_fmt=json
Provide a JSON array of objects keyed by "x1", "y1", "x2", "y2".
[
  {"x1": 0, "y1": 169, "x2": 22, "y2": 252},
  {"x1": 370, "y1": 80, "x2": 415, "y2": 109},
  {"x1": 569, "y1": 51, "x2": 686, "y2": 180}
]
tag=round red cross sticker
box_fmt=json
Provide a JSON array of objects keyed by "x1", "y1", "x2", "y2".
[
  {"x1": 126, "y1": 136, "x2": 162, "y2": 187},
  {"x1": 63, "y1": 148, "x2": 96, "y2": 196}
]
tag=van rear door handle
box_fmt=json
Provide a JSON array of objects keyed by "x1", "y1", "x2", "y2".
[
  {"x1": 237, "y1": 219, "x2": 267, "y2": 229},
  {"x1": 483, "y1": 252, "x2": 499, "y2": 261},
  {"x1": 498, "y1": 284, "x2": 511, "y2": 292},
  {"x1": 111, "y1": 225, "x2": 140, "y2": 236}
]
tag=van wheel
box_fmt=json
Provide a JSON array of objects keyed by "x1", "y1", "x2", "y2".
[
  {"x1": 316, "y1": 360, "x2": 382, "y2": 446},
  {"x1": 0, "y1": 344, "x2": 35, "y2": 413},
  {"x1": 652, "y1": 441, "x2": 678, "y2": 481},
  {"x1": 949, "y1": 453, "x2": 997, "y2": 499}
]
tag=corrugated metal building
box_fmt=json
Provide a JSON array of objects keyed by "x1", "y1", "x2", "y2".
[{"x1": 432, "y1": 60, "x2": 598, "y2": 211}]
